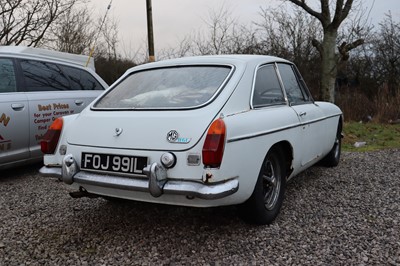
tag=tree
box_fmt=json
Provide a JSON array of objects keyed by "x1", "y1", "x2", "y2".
[
  {"x1": 372, "y1": 13, "x2": 400, "y2": 96},
  {"x1": 287, "y1": 0, "x2": 364, "y2": 102},
  {"x1": 0, "y1": 0, "x2": 84, "y2": 47},
  {"x1": 98, "y1": 14, "x2": 119, "y2": 60},
  {"x1": 258, "y1": 8, "x2": 321, "y2": 61},
  {"x1": 47, "y1": 6, "x2": 96, "y2": 54},
  {"x1": 193, "y1": 5, "x2": 239, "y2": 55},
  {"x1": 257, "y1": 7, "x2": 322, "y2": 95},
  {"x1": 190, "y1": 5, "x2": 264, "y2": 56}
]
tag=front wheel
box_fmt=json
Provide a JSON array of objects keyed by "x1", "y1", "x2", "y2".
[
  {"x1": 320, "y1": 125, "x2": 342, "y2": 167},
  {"x1": 239, "y1": 148, "x2": 286, "y2": 225}
]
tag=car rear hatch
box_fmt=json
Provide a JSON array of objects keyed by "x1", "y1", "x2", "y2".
[
  {"x1": 66, "y1": 109, "x2": 217, "y2": 151},
  {"x1": 67, "y1": 64, "x2": 237, "y2": 151}
]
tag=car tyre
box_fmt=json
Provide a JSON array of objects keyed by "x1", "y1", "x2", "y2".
[
  {"x1": 239, "y1": 148, "x2": 286, "y2": 225},
  {"x1": 320, "y1": 124, "x2": 342, "y2": 167}
]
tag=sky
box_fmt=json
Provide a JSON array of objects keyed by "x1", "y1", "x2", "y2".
[{"x1": 90, "y1": 0, "x2": 400, "y2": 59}]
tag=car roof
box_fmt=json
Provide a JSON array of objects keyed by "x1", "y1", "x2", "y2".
[
  {"x1": 163, "y1": 54, "x2": 290, "y2": 64},
  {"x1": 127, "y1": 54, "x2": 291, "y2": 73},
  {"x1": 0, "y1": 45, "x2": 95, "y2": 70}
]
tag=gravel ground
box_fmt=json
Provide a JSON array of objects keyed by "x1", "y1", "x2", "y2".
[{"x1": 0, "y1": 150, "x2": 399, "y2": 265}]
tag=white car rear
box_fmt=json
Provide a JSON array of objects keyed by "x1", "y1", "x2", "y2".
[{"x1": 40, "y1": 55, "x2": 342, "y2": 224}]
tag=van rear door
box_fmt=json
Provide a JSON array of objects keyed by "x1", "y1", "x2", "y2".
[{"x1": 18, "y1": 59, "x2": 105, "y2": 160}]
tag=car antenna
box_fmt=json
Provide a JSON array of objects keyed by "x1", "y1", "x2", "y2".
[{"x1": 85, "y1": 0, "x2": 113, "y2": 67}]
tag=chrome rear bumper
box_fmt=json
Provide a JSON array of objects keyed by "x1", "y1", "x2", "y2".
[
  {"x1": 39, "y1": 154, "x2": 239, "y2": 200},
  {"x1": 39, "y1": 166, "x2": 62, "y2": 178}
]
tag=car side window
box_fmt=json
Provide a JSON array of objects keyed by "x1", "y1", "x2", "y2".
[
  {"x1": 0, "y1": 58, "x2": 17, "y2": 93},
  {"x1": 277, "y1": 63, "x2": 307, "y2": 104},
  {"x1": 60, "y1": 65, "x2": 104, "y2": 90},
  {"x1": 252, "y1": 64, "x2": 285, "y2": 108},
  {"x1": 20, "y1": 60, "x2": 71, "y2": 91}
]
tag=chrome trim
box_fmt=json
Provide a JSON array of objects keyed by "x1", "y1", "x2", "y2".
[
  {"x1": 74, "y1": 171, "x2": 149, "y2": 192},
  {"x1": 160, "y1": 152, "x2": 176, "y2": 168},
  {"x1": 43, "y1": 154, "x2": 239, "y2": 200},
  {"x1": 73, "y1": 170, "x2": 239, "y2": 200},
  {"x1": 62, "y1": 154, "x2": 78, "y2": 184},
  {"x1": 228, "y1": 123, "x2": 299, "y2": 143},
  {"x1": 227, "y1": 113, "x2": 342, "y2": 143},
  {"x1": 39, "y1": 166, "x2": 62, "y2": 177},
  {"x1": 274, "y1": 62, "x2": 289, "y2": 103},
  {"x1": 144, "y1": 162, "x2": 167, "y2": 197},
  {"x1": 164, "y1": 179, "x2": 239, "y2": 199},
  {"x1": 250, "y1": 61, "x2": 290, "y2": 109}
]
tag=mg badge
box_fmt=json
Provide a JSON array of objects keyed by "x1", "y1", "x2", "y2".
[
  {"x1": 167, "y1": 130, "x2": 179, "y2": 142},
  {"x1": 114, "y1": 127, "x2": 123, "y2": 137},
  {"x1": 167, "y1": 130, "x2": 191, "y2": 144}
]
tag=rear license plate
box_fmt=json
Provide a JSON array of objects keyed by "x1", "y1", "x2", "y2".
[{"x1": 81, "y1": 152, "x2": 148, "y2": 176}]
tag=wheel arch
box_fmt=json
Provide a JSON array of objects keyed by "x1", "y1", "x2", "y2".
[
  {"x1": 338, "y1": 115, "x2": 343, "y2": 136},
  {"x1": 269, "y1": 141, "x2": 294, "y2": 179},
  {"x1": 239, "y1": 140, "x2": 292, "y2": 224}
]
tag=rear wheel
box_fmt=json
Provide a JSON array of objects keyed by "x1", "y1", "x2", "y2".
[{"x1": 239, "y1": 148, "x2": 286, "y2": 225}]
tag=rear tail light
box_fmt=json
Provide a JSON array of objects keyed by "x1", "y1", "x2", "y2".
[
  {"x1": 202, "y1": 118, "x2": 226, "y2": 168},
  {"x1": 41, "y1": 118, "x2": 63, "y2": 154}
]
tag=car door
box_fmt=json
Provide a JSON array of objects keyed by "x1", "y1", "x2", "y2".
[
  {"x1": 277, "y1": 63, "x2": 327, "y2": 168},
  {"x1": 18, "y1": 59, "x2": 105, "y2": 160},
  {"x1": 251, "y1": 63, "x2": 305, "y2": 169},
  {"x1": 0, "y1": 58, "x2": 29, "y2": 166}
]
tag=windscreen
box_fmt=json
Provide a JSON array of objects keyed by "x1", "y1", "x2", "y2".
[{"x1": 94, "y1": 65, "x2": 232, "y2": 109}]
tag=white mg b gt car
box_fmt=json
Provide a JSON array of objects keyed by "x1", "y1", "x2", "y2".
[{"x1": 40, "y1": 55, "x2": 342, "y2": 224}]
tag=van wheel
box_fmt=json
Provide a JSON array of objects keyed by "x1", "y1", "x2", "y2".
[{"x1": 239, "y1": 148, "x2": 286, "y2": 225}]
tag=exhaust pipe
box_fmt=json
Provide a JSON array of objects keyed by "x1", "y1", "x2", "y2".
[{"x1": 69, "y1": 187, "x2": 99, "y2": 199}]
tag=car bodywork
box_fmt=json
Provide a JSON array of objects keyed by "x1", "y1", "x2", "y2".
[{"x1": 40, "y1": 55, "x2": 342, "y2": 224}]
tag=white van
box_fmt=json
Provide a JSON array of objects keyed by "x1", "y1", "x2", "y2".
[{"x1": 0, "y1": 46, "x2": 108, "y2": 170}]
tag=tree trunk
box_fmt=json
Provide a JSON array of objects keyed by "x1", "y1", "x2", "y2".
[{"x1": 320, "y1": 30, "x2": 338, "y2": 102}]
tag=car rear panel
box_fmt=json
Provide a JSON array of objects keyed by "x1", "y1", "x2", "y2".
[{"x1": 67, "y1": 108, "x2": 217, "y2": 151}]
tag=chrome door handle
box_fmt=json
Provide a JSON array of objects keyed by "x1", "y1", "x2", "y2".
[
  {"x1": 11, "y1": 103, "x2": 25, "y2": 111},
  {"x1": 299, "y1": 112, "x2": 307, "y2": 117},
  {"x1": 75, "y1": 100, "x2": 84, "y2": 106}
]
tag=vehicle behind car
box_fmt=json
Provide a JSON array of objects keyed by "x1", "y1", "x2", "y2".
[{"x1": 0, "y1": 46, "x2": 108, "y2": 170}]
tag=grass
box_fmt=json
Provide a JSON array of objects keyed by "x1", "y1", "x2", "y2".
[{"x1": 342, "y1": 122, "x2": 400, "y2": 152}]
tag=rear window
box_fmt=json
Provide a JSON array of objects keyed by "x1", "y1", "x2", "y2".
[
  {"x1": 20, "y1": 59, "x2": 104, "y2": 91},
  {"x1": 0, "y1": 58, "x2": 17, "y2": 93},
  {"x1": 60, "y1": 65, "x2": 104, "y2": 90},
  {"x1": 20, "y1": 60, "x2": 71, "y2": 91},
  {"x1": 93, "y1": 66, "x2": 232, "y2": 109}
]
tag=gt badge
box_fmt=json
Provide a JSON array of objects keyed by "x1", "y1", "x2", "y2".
[{"x1": 167, "y1": 130, "x2": 191, "y2": 144}]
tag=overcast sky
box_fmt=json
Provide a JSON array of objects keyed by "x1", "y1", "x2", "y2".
[{"x1": 90, "y1": 0, "x2": 400, "y2": 58}]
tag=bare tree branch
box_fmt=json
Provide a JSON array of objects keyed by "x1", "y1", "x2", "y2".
[
  {"x1": 0, "y1": 0, "x2": 85, "y2": 47},
  {"x1": 287, "y1": 0, "x2": 324, "y2": 24},
  {"x1": 332, "y1": 0, "x2": 354, "y2": 28},
  {"x1": 286, "y1": 0, "x2": 363, "y2": 102},
  {"x1": 338, "y1": 38, "x2": 364, "y2": 61}
]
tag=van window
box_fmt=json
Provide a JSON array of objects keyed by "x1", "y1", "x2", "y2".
[
  {"x1": 20, "y1": 60, "x2": 71, "y2": 91},
  {"x1": 0, "y1": 58, "x2": 17, "y2": 93},
  {"x1": 60, "y1": 65, "x2": 103, "y2": 90}
]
